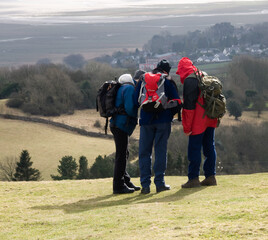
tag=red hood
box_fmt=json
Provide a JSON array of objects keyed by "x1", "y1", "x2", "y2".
[{"x1": 176, "y1": 57, "x2": 198, "y2": 84}]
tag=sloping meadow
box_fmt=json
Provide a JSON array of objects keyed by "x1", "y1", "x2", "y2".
[{"x1": 0, "y1": 174, "x2": 267, "y2": 239}]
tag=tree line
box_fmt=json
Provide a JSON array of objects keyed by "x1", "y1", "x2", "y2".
[
  {"x1": 144, "y1": 22, "x2": 268, "y2": 56},
  {"x1": 0, "y1": 62, "x2": 126, "y2": 116},
  {"x1": 0, "y1": 55, "x2": 267, "y2": 118}
]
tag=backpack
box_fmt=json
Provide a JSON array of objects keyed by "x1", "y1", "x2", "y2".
[
  {"x1": 96, "y1": 80, "x2": 126, "y2": 134},
  {"x1": 194, "y1": 71, "x2": 226, "y2": 124},
  {"x1": 138, "y1": 72, "x2": 179, "y2": 113}
]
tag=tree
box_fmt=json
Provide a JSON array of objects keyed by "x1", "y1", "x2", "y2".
[
  {"x1": 36, "y1": 58, "x2": 51, "y2": 65},
  {"x1": 0, "y1": 156, "x2": 17, "y2": 181},
  {"x1": 89, "y1": 155, "x2": 113, "y2": 179},
  {"x1": 51, "y1": 156, "x2": 78, "y2": 180},
  {"x1": 253, "y1": 96, "x2": 266, "y2": 118},
  {"x1": 63, "y1": 54, "x2": 86, "y2": 69},
  {"x1": 227, "y1": 100, "x2": 242, "y2": 120},
  {"x1": 77, "y1": 156, "x2": 89, "y2": 179},
  {"x1": 14, "y1": 150, "x2": 41, "y2": 181}
]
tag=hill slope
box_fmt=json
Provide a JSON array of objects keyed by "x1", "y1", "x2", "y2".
[
  {"x1": 0, "y1": 174, "x2": 267, "y2": 240},
  {"x1": 0, "y1": 118, "x2": 114, "y2": 180}
]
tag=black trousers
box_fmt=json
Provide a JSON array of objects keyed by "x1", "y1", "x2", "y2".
[{"x1": 110, "y1": 126, "x2": 131, "y2": 191}]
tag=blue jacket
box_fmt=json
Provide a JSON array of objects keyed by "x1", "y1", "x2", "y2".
[
  {"x1": 110, "y1": 83, "x2": 138, "y2": 136},
  {"x1": 134, "y1": 77, "x2": 180, "y2": 126}
]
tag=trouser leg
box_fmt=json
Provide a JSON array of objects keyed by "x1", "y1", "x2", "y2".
[
  {"x1": 110, "y1": 127, "x2": 129, "y2": 190},
  {"x1": 139, "y1": 125, "x2": 155, "y2": 188},
  {"x1": 188, "y1": 132, "x2": 204, "y2": 180},
  {"x1": 153, "y1": 122, "x2": 171, "y2": 187},
  {"x1": 202, "y1": 127, "x2": 216, "y2": 178}
]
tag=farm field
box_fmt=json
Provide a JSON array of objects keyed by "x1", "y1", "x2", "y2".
[{"x1": 0, "y1": 173, "x2": 267, "y2": 239}]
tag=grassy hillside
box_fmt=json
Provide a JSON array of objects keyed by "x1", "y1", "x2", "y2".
[
  {"x1": 0, "y1": 119, "x2": 115, "y2": 180},
  {"x1": 1, "y1": 98, "x2": 268, "y2": 180},
  {"x1": 0, "y1": 174, "x2": 267, "y2": 239}
]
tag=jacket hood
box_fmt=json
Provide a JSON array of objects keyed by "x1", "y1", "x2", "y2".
[
  {"x1": 118, "y1": 74, "x2": 135, "y2": 86},
  {"x1": 176, "y1": 57, "x2": 198, "y2": 84}
]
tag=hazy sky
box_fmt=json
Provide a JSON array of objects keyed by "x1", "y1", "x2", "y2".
[{"x1": 0, "y1": 0, "x2": 265, "y2": 14}]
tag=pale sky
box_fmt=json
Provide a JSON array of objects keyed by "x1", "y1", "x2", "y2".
[{"x1": 0, "y1": 0, "x2": 265, "y2": 14}]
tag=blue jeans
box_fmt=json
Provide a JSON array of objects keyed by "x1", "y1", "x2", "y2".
[
  {"x1": 139, "y1": 122, "x2": 171, "y2": 188},
  {"x1": 188, "y1": 127, "x2": 216, "y2": 180}
]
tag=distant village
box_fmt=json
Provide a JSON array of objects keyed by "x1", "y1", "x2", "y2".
[
  {"x1": 94, "y1": 22, "x2": 268, "y2": 71},
  {"x1": 108, "y1": 44, "x2": 268, "y2": 71}
]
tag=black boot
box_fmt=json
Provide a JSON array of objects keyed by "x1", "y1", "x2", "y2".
[
  {"x1": 126, "y1": 181, "x2": 141, "y2": 191},
  {"x1": 156, "y1": 184, "x2": 170, "y2": 193},
  {"x1": 113, "y1": 184, "x2": 135, "y2": 194}
]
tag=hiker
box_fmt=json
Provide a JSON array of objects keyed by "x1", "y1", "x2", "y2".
[
  {"x1": 110, "y1": 73, "x2": 140, "y2": 194},
  {"x1": 135, "y1": 59, "x2": 181, "y2": 194},
  {"x1": 133, "y1": 69, "x2": 146, "y2": 85},
  {"x1": 176, "y1": 57, "x2": 218, "y2": 188}
]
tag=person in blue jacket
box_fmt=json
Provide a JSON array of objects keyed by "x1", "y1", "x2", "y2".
[
  {"x1": 134, "y1": 60, "x2": 181, "y2": 194},
  {"x1": 110, "y1": 73, "x2": 140, "y2": 194}
]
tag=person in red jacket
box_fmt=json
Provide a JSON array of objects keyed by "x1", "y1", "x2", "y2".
[{"x1": 176, "y1": 57, "x2": 218, "y2": 188}]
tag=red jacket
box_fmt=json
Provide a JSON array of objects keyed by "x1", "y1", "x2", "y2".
[{"x1": 176, "y1": 57, "x2": 217, "y2": 135}]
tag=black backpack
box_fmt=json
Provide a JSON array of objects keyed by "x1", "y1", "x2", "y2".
[{"x1": 96, "y1": 80, "x2": 126, "y2": 134}]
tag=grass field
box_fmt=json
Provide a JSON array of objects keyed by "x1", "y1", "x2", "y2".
[
  {"x1": 0, "y1": 118, "x2": 115, "y2": 180},
  {"x1": 0, "y1": 174, "x2": 267, "y2": 239},
  {"x1": 1, "y1": 98, "x2": 268, "y2": 180}
]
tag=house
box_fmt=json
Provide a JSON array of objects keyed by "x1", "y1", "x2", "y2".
[{"x1": 212, "y1": 53, "x2": 231, "y2": 62}]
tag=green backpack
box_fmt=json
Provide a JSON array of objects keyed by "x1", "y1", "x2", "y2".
[{"x1": 193, "y1": 71, "x2": 226, "y2": 125}]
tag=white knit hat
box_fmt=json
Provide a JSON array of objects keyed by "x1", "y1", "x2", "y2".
[{"x1": 118, "y1": 74, "x2": 134, "y2": 85}]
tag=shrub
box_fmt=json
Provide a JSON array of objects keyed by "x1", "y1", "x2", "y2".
[
  {"x1": 227, "y1": 100, "x2": 242, "y2": 120},
  {"x1": 77, "y1": 156, "x2": 90, "y2": 179},
  {"x1": 89, "y1": 155, "x2": 113, "y2": 179},
  {"x1": 51, "y1": 156, "x2": 78, "y2": 180},
  {"x1": 93, "y1": 120, "x2": 101, "y2": 128},
  {"x1": 6, "y1": 97, "x2": 23, "y2": 108}
]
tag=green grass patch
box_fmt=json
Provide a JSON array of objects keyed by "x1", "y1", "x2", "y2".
[
  {"x1": 196, "y1": 62, "x2": 229, "y2": 74},
  {"x1": 0, "y1": 173, "x2": 267, "y2": 239}
]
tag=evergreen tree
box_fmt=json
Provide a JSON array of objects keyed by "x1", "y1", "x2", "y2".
[
  {"x1": 14, "y1": 150, "x2": 41, "y2": 181},
  {"x1": 77, "y1": 156, "x2": 89, "y2": 179},
  {"x1": 227, "y1": 100, "x2": 242, "y2": 120},
  {"x1": 51, "y1": 156, "x2": 78, "y2": 180},
  {"x1": 89, "y1": 155, "x2": 113, "y2": 179}
]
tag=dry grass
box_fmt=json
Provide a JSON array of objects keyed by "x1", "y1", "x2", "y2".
[
  {"x1": 0, "y1": 99, "x2": 267, "y2": 180},
  {"x1": 0, "y1": 118, "x2": 114, "y2": 180}
]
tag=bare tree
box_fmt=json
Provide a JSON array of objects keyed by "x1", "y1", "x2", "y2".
[{"x1": 0, "y1": 156, "x2": 17, "y2": 181}]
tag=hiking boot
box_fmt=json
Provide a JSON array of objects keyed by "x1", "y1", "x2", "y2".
[
  {"x1": 156, "y1": 184, "x2": 171, "y2": 193},
  {"x1": 181, "y1": 177, "x2": 201, "y2": 188},
  {"x1": 201, "y1": 175, "x2": 217, "y2": 186},
  {"x1": 141, "y1": 187, "x2": 150, "y2": 194},
  {"x1": 126, "y1": 182, "x2": 141, "y2": 191},
  {"x1": 113, "y1": 184, "x2": 135, "y2": 194}
]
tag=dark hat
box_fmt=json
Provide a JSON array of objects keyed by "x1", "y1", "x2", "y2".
[
  {"x1": 133, "y1": 70, "x2": 146, "y2": 80},
  {"x1": 157, "y1": 59, "x2": 171, "y2": 74}
]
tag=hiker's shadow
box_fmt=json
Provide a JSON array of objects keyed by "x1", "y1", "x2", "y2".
[{"x1": 32, "y1": 187, "x2": 205, "y2": 214}]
